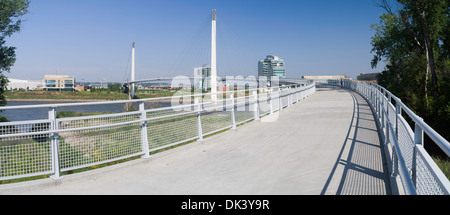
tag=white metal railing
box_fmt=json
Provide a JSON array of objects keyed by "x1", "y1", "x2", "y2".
[
  {"x1": 328, "y1": 79, "x2": 450, "y2": 195},
  {"x1": 0, "y1": 82, "x2": 315, "y2": 182}
]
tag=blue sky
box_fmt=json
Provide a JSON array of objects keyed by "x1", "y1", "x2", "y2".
[{"x1": 7, "y1": 0, "x2": 387, "y2": 82}]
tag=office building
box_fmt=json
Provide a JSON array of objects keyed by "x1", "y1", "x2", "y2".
[
  {"x1": 258, "y1": 55, "x2": 286, "y2": 78},
  {"x1": 43, "y1": 75, "x2": 76, "y2": 91}
]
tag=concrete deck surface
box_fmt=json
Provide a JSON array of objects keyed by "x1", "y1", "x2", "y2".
[{"x1": 0, "y1": 85, "x2": 391, "y2": 195}]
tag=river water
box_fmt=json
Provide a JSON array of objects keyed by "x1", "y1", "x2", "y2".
[
  {"x1": 1, "y1": 99, "x2": 247, "y2": 122},
  {"x1": 0, "y1": 101, "x2": 130, "y2": 121}
]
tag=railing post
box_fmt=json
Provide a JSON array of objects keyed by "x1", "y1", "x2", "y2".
[
  {"x1": 292, "y1": 85, "x2": 295, "y2": 103},
  {"x1": 364, "y1": 82, "x2": 367, "y2": 99},
  {"x1": 305, "y1": 85, "x2": 308, "y2": 98},
  {"x1": 299, "y1": 85, "x2": 303, "y2": 101},
  {"x1": 362, "y1": 83, "x2": 364, "y2": 96},
  {"x1": 378, "y1": 87, "x2": 381, "y2": 116},
  {"x1": 381, "y1": 94, "x2": 385, "y2": 131},
  {"x1": 306, "y1": 84, "x2": 309, "y2": 99},
  {"x1": 375, "y1": 87, "x2": 379, "y2": 117},
  {"x1": 412, "y1": 118, "x2": 424, "y2": 187},
  {"x1": 372, "y1": 83, "x2": 376, "y2": 105},
  {"x1": 392, "y1": 98, "x2": 402, "y2": 180},
  {"x1": 140, "y1": 101, "x2": 150, "y2": 158},
  {"x1": 269, "y1": 90, "x2": 273, "y2": 115},
  {"x1": 230, "y1": 91, "x2": 236, "y2": 129},
  {"x1": 379, "y1": 87, "x2": 382, "y2": 119},
  {"x1": 287, "y1": 86, "x2": 291, "y2": 107},
  {"x1": 195, "y1": 95, "x2": 203, "y2": 141},
  {"x1": 278, "y1": 87, "x2": 282, "y2": 111},
  {"x1": 49, "y1": 107, "x2": 62, "y2": 180},
  {"x1": 253, "y1": 89, "x2": 259, "y2": 121},
  {"x1": 385, "y1": 96, "x2": 390, "y2": 146},
  {"x1": 363, "y1": 84, "x2": 366, "y2": 98},
  {"x1": 392, "y1": 148, "x2": 399, "y2": 178},
  {"x1": 395, "y1": 100, "x2": 401, "y2": 139}
]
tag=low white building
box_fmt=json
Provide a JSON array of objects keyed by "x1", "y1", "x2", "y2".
[{"x1": 7, "y1": 78, "x2": 43, "y2": 91}]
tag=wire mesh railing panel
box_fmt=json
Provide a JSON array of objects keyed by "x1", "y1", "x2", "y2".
[
  {"x1": 416, "y1": 152, "x2": 445, "y2": 195},
  {"x1": 0, "y1": 122, "x2": 53, "y2": 180},
  {"x1": 58, "y1": 112, "x2": 141, "y2": 130},
  {"x1": 281, "y1": 90, "x2": 288, "y2": 108},
  {"x1": 235, "y1": 111, "x2": 254, "y2": 124},
  {"x1": 147, "y1": 109, "x2": 187, "y2": 119},
  {"x1": 272, "y1": 92, "x2": 281, "y2": 111},
  {"x1": 385, "y1": 125, "x2": 413, "y2": 194},
  {"x1": 388, "y1": 104, "x2": 396, "y2": 130},
  {"x1": 397, "y1": 118, "x2": 415, "y2": 171},
  {"x1": 59, "y1": 122, "x2": 142, "y2": 171},
  {"x1": 0, "y1": 121, "x2": 49, "y2": 135},
  {"x1": 201, "y1": 110, "x2": 232, "y2": 135},
  {"x1": 147, "y1": 112, "x2": 198, "y2": 150},
  {"x1": 258, "y1": 92, "x2": 271, "y2": 116},
  {"x1": 234, "y1": 96, "x2": 254, "y2": 124}
]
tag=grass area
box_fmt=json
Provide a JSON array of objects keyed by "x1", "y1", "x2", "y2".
[
  {"x1": 433, "y1": 156, "x2": 450, "y2": 180},
  {"x1": 6, "y1": 90, "x2": 129, "y2": 100},
  {"x1": 56, "y1": 111, "x2": 115, "y2": 118},
  {"x1": 135, "y1": 89, "x2": 178, "y2": 98},
  {"x1": 5, "y1": 89, "x2": 176, "y2": 101}
]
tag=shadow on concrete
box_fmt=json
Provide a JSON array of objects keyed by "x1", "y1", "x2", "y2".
[{"x1": 320, "y1": 90, "x2": 391, "y2": 195}]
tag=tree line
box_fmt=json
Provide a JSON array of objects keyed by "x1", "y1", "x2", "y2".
[{"x1": 370, "y1": 0, "x2": 449, "y2": 157}]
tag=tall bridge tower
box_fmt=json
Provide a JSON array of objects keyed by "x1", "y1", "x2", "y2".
[{"x1": 211, "y1": 9, "x2": 217, "y2": 103}]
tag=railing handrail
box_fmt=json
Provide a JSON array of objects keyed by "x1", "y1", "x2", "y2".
[
  {"x1": 0, "y1": 86, "x2": 308, "y2": 138},
  {"x1": 368, "y1": 82, "x2": 450, "y2": 157},
  {"x1": 0, "y1": 84, "x2": 307, "y2": 110}
]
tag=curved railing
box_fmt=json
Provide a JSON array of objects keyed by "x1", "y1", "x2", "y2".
[
  {"x1": 330, "y1": 79, "x2": 449, "y2": 195},
  {"x1": 0, "y1": 82, "x2": 315, "y2": 182}
]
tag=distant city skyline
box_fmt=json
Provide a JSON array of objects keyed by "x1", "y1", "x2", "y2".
[{"x1": 7, "y1": 0, "x2": 386, "y2": 82}]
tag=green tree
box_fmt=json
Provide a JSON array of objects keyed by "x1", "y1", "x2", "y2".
[
  {"x1": 107, "y1": 83, "x2": 122, "y2": 92},
  {"x1": 371, "y1": 0, "x2": 449, "y2": 153},
  {"x1": 0, "y1": 0, "x2": 30, "y2": 106}
]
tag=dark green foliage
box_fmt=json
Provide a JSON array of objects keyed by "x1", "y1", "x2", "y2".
[
  {"x1": 0, "y1": 0, "x2": 30, "y2": 106},
  {"x1": 371, "y1": 0, "x2": 449, "y2": 158},
  {"x1": 0, "y1": 115, "x2": 9, "y2": 122},
  {"x1": 107, "y1": 83, "x2": 123, "y2": 93},
  {"x1": 0, "y1": 115, "x2": 18, "y2": 134}
]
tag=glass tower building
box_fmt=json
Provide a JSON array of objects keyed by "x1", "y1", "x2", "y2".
[{"x1": 258, "y1": 55, "x2": 286, "y2": 78}]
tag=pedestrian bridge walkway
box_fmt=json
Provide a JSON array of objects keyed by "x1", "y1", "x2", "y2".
[{"x1": 1, "y1": 85, "x2": 393, "y2": 194}]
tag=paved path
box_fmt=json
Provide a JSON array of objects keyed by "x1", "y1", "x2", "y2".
[{"x1": 1, "y1": 85, "x2": 391, "y2": 195}]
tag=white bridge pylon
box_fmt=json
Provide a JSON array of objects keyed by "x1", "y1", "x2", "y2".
[
  {"x1": 126, "y1": 9, "x2": 219, "y2": 100},
  {"x1": 211, "y1": 9, "x2": 217, "y2": 103}
]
